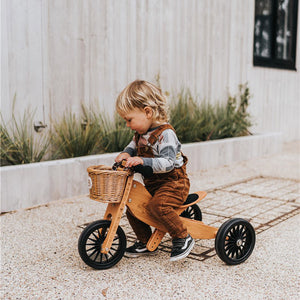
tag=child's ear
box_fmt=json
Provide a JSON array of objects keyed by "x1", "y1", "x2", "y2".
[{"x1": 144, "y1": 106, "x2": 153, "y2": 118}]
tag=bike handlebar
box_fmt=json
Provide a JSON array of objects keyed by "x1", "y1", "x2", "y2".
[{"x1": 112, "y1": 160, "x2": 153, "y2": 178}]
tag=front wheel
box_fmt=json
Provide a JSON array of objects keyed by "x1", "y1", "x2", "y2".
[
  {"x1": 215, "y1": 218, "x2": 255, "y2": 265},
  {"x1": 78, "y1": 220, "x2": 126, "y2": 270}
]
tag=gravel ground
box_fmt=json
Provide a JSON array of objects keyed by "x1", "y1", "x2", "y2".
[{"x1": 1, "y1": 141, "x2": 299, "y2": 300}]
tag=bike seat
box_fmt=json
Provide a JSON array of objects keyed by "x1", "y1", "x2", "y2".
[
  {"x1": 179, "y1": 191, "x2": 207, "y2": 209},
  {"x1": 183, "y1": 193, "x2": 199, "y2": 205}
]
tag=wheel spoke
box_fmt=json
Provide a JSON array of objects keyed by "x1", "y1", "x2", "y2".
[
  {"x1": 113, "y1": 236, "x2": 120, "y2": 242},
  {"x1": 237, "y1": 225, "x2": 244, "y2": 237},
  {"x1": 239, "y1": 246, "x2": 246, "y2": 256},
  {"x1": 227, "y1": 230, "x2": 234, "y2": 241},
  {"x1": 87, "y1": 248, "x2": 99, "y2": 258},
  {"x1": 227, "y1": 234, "x2": 235, "y2": 243},
  {"x1": 232, "y1": 226, "x2": 238, "y2": 239},
  {"x1": 224, "y1": 240, "x2": 234, "y2": 249},
  {"x1": 101, "y1": 253, "x2": 108, "y2": 262},
  {"x1": 86, "y1": 242, "x2": 97, "y2": 246},
  {"x1": 242, "y1": 228, "x2": 249, "y2": 240},
  {"x1": 92, "y1": 232, "x2": 100, "y2": 240},
  {"x1": 86, "y1": 245, "x2": 97, "y2": 252},
  {"x1": 225, "y1": 243, "x2": 236, "y2": 255},
  {"x1": 93, "y1": 250, "x2": 101, "y2": 262},
  {"x1": 225, "y1": 244, "x2": 235, "y2": 253},
  {"x1": 236, "y1": 248, "x2": 241, "y2": 259},
  {"x1": 98, "y1": 253, "x2": 103, "y2": 263},
  {"x1": 227, "y1": 246, "x2": 235, "y2": 258},
  {"x1": 188, "y1": 207, "x2": 195, "y2": 218},
  {"x1": 234, "y1": 248, "x2": 240, "y2": 258},
  {"x1": 88, "y1": 237, "x2": 97, "y2": 243}
]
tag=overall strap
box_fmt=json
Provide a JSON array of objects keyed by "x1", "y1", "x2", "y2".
[
  {"x1": 134, "y1": 131, "x2": 140, "y2": 144},
  {"x1": 148, "y1": 124, "x2": 175, "y2": 145},
  {"x1": 134, "y1": 124, "x2": 175, "y2": 146}
]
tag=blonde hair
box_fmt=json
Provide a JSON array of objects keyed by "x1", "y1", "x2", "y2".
[{"x1": 116, "y1": 80, "x2": 168, "y2": 122}]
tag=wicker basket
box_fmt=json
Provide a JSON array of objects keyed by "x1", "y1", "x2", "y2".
[{"x1": 87, "y1": 165, "x2": 129, "y2": 203}]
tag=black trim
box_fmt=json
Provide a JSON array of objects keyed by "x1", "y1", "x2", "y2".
[{"x1": 253, "y1": 0, "x2": 298, "y2": 71}]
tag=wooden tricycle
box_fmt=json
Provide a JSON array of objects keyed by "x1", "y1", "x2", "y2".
[{"x1": 78, "y1": 163, "x2": 255, "y2": 270}]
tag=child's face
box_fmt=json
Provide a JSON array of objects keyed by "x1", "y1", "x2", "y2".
[{"x1": 122, "y1": 107, "x2": 153, "y2": 134}]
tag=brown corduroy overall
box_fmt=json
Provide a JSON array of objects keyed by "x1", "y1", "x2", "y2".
[{"x1": 126, "y1": 124, "x2": 190, "y2": 243}]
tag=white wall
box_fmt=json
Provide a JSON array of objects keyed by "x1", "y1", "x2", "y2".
[{"x1": 1, "y1": 0, "x2": 300, "y2": 140}]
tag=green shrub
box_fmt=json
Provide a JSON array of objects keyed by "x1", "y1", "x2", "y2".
[
  {"x1": 0, "y1": 106, "x2": 49, "y2": 166},
  {"x1": 81, "y1": 103, "x2": 133, "y2": 153},
  {"x1": 51, "y1": 109, "x2": 101, "y2": 159},
  {"x1": 97, "y1": 113, "x2": 134, "y2": 153},
  {"x1": 170, "y1": 83, "x2": 252, "y2": 142},
  {"x1": 209, "y1": 84, "x2": 252, "y2": 139}
]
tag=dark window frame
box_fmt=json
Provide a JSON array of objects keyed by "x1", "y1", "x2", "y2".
[{"x1": 253, "y1": 0, "x2": 298, "y2": 71}]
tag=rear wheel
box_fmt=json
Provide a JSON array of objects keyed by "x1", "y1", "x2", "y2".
[
  {"x1": 215, "y1": 218, "x2": 255, "y2": 265},
  {"x1": 180, "y1": 204, "x2": 202, "y2": 221},
  {"x1": 78, "y1": 220, "x2": 126, "y2": 270}
]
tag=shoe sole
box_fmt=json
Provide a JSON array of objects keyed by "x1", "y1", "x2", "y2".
[
  {"x1": 124, "y1": 251, "x2": 158, "y2": 258},
  {"x1": 169, "y1": 239, "x2": 195, "y2": 262}
]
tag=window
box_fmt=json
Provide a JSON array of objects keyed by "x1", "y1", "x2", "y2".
[{"x1": 253, "y1": 0, "x2": 298, "y2": 70}]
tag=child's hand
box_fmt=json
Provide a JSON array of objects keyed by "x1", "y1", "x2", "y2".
[
  {"x1": 115, "y1": 152, "x2": 130, "y2": 162},
  {"x1": 125, "y1": 156, "x2": 143, "y2": 167}
]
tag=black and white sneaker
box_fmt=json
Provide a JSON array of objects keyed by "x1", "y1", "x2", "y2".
[
  {"x1": 170, "y1": 234, "x2": 195, "y2": 262},
  {"x1": 125, "y1": 241, "x2": 158, "y2": 258}
]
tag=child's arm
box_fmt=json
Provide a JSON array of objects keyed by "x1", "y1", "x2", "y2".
[{"x1": 115, "y1": 139, "x2": 137, "y2": 162}]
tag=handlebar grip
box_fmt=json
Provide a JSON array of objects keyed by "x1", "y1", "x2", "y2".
[
  {"x1": 133, "y1": 165, "x2": 153, "y2": 178},
  {"x1": 112, "y1": 160, "x2": 127, "y2": 170}
]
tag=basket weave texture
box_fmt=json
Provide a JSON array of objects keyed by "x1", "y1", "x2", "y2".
[{"x1": 87, "y1": 165, "x2": 129, "y2": 203}]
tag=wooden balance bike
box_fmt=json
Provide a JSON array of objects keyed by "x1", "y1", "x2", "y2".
[{"x1": 78, "y1": 162, "x2": 256, "y2": 270}]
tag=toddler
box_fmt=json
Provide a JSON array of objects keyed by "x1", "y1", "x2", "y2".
[{"x1": 115, "y1": 80, "x2": 194, "y2": 261}]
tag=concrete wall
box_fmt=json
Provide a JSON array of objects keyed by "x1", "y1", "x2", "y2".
[
  {"x1": 0, "y1": 133, "x2": 282, "y2": 213},
  {"x1": 1, "y1": 0, "x2": 300, "y2": 141}
]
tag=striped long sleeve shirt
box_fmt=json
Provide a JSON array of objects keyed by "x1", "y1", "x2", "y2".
[{"x1": 123, "y1": 127, "x2": 184, "y2": 173}]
